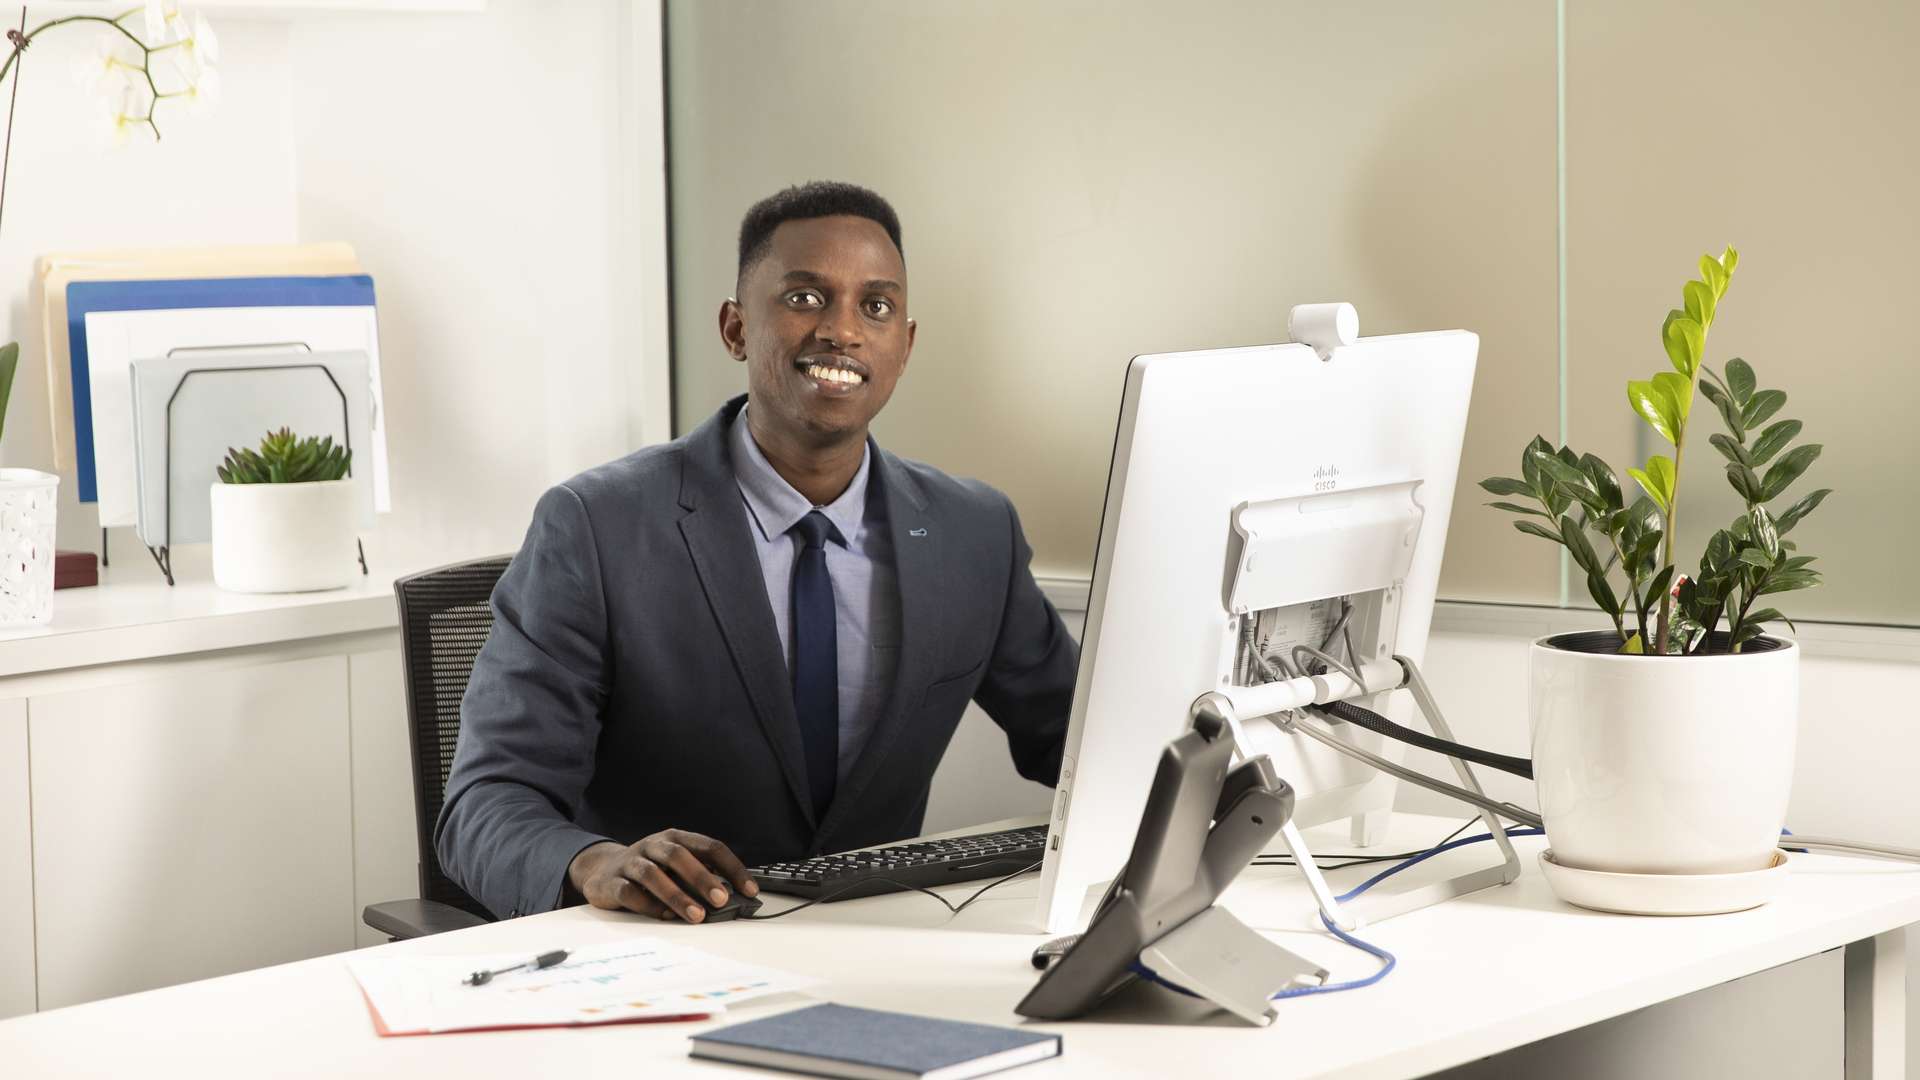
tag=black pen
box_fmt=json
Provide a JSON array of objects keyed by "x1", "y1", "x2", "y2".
[{"x1": 462, "y1": 949, "x2": 570, "y2": 987}]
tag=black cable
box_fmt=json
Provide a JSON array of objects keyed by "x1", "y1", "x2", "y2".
[
  {"x1": 1250, "y1": 816, "x2": 1478, "y2": 869},
  {"x1": 741, "y1": 861, "x2": 1043, "y2": 922},
  {"x1": 1311, "y1": 700, "x2": 1534, "y2": 780}
]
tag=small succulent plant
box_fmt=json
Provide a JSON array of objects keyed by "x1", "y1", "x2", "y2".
[{"x1": 217, "y1": 428, "x2": 353, "y2": 485}]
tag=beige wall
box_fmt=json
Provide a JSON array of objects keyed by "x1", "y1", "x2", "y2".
[
  {"x1": 668, "y1": 0, "x2": 1919, "y2": 623},
  {"x1": 1564, "y1": 0, "x2": 1920, "y2": 622},
  {"x1": 667, "y1": 0, "x2": 1561, "y2": 602}
]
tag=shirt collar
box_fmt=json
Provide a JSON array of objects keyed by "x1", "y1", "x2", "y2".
[{"x1": 728, "y1": 405, "x2": 870, "y2": 547}]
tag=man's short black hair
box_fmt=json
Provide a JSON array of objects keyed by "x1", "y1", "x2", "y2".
[{"x1": 736, "y1": 181, "x2": 903, "y2": 284}]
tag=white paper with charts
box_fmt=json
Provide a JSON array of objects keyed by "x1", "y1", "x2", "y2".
[{"x1": 346, "y1": 939, "x2": 818, "y2": 1036}]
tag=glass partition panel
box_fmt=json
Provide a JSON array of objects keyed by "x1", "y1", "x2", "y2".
[
  {"x1": 666, "y1": 0, "x2": 1562, "y2": 602},
  {"x1": 1565, "y1": 0, "x2": 1920, "y2": 623}
]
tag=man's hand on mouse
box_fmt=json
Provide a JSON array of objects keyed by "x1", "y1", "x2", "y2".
[{"x1": 567, "y1": 829, "x2": 758, "y2": 923}]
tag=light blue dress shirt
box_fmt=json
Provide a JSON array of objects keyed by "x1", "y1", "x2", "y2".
[{"x1": 728, "y1": 408, "x2": 901, "y2": 784}]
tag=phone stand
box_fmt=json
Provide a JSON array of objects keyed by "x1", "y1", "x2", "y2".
[{"x1": 1016, "y1": 712, "x2": 1327, "y2": 1026}]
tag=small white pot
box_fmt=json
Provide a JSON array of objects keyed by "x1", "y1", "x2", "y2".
[
  {"x1": 1530, "y1": 630, "x2": 1798, "y2": 876},
  {"x1": 210, "y1": 479, "x2": 359, "y2": 593},
  {"x1": 0, "y1": 468, "x2": 59, "y2": 627}
]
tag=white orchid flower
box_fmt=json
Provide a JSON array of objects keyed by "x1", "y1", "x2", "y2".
[
  {"x1": 106, "y1": 80, "x2": 146, "y2": 147},
  {"x1": 185, "y1": 63, "x2": 221, "y2": 110},
  {"x1": 141, "y1": 0, "x2": 166, "y2": 43},
  {"x1": 166, "y1": 10, "x2": 190, "y2": 44},
  {"x1": 70, "y1": 39, "x2": 131, "y2": 93},
  {"x1": 191, "y1": 14, "x2": 219, "y2": 63}
]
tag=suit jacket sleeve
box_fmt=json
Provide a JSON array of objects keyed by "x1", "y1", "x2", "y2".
[
  {"x1": 971, "y1": 494, "x2": 1080, "y2": 786},
  {"x1": 434, "y1": 483, "x2": 614, "y2": 919}
]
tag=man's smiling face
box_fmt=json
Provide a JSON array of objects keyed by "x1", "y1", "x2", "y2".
[{"x1": 722, "y1": 214, "x2": 915, "y2": 446}]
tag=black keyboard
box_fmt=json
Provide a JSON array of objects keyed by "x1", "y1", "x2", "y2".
[{"x1": 751, "y1": 825, "x2": 1048, "y2": 902}]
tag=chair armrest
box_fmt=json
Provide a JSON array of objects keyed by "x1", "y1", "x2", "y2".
[{"x1": 363, "y1": 899, "x2": 491, "y2": 940}]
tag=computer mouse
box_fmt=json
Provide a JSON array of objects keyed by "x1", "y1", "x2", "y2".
[{"x1": 701, "y1": 892, "x2": 764, "y2": 922}]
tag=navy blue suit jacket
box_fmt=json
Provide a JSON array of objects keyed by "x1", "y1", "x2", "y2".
[{"x1": 435, "y1": 396, "x2": 1079, "y2": 920}]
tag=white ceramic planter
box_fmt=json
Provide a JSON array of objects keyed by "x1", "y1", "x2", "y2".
[
  {"x1": 210, "y1": 478, "x2": 359, "y2": 593},
  {"x1": 0, "y1": 468, "x2": 58, "y2": 626},
  {"x1": 1530, "y1": 630, "x2": 1798, "y2": 877}
]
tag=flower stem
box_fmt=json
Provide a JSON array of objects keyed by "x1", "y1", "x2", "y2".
[
  {"x1": 0, "y1": 14, "x2": 149, "y2": 85},
  {"x1": 0, "y1": 6, "x2": 20, "y2": 244}
]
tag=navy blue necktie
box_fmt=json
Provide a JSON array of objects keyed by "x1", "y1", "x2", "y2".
[{"x1": 790, "y1": 511, "x2": 839, "y2": 820}]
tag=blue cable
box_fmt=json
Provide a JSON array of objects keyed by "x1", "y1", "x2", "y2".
[{"x1": 1131, "y1": 825, "x2": 1547, "y2": 1004}]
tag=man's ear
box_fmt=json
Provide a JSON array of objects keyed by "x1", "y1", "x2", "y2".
[
  {"x1": 901, "y1": 317, "x2": 917, "y2": 373},
  {"x1": 718, "y1": 298, "x2": 747, "y2": 361}
]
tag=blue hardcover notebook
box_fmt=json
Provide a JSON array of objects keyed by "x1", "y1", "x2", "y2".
[{"x1": 688, "y1": 1003, "x2": 1061, "y2": 1080}]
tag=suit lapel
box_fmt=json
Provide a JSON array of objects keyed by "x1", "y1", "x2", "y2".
[
  {"x1": 677, "y1": 399, "x2": 817, "y2": 827},
  {"x1": 820, "y1": 449, "x2": 943, "y2": 841}
]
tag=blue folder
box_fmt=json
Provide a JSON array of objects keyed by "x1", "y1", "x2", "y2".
[{"x1": 65, "y1": 275, "x2": 378, "y2": 503}]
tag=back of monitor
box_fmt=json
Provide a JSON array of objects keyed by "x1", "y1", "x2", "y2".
[{"x1": 1034, "y1": 329, "x2": 1477, "y2": 933}]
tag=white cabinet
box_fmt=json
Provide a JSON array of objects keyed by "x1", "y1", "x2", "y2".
[
  {"x1": 0, "y1": 699, "x2": 33, "y2": 1018},
  {"x1": 0, "y1": 559, "x2": 424, "y2": 1018},
  {"x1": 29, "y1": 654, "x2": 358, "y2": 1009}
]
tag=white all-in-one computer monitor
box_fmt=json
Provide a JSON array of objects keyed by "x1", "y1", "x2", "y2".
[{"x1": 1033, "y1": 311, "x2": 1478, "y2": 933}]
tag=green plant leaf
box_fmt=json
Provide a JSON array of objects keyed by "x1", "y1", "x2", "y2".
[
  {"x1": 1725, "y1": 358, "x2": 1756, "y2": 406},
  {"x1": 1736, "y1": 548, "x2": 1775, "y2": 570},
  {"x1": 1662, "y1": 312, "x2": 1705, "y2": 376},
  {"x1": 1723, "y1": 245, "x2": 1739, "y2": 276},
  {"x1": 1652, "y1": 370, "x2": 1692, "y2": 424},
  {"x1": 1698, "y1": 378, "x2": 1745, "y2": 440},
  {"x1": 1559, "y1": 515, "x2": 1603, "y2": 576},
  {"x1": 1521, "y1": 436, "x2": 1554, "y2": 498},
  {"x1": 1586, "y1": 570, "x2": 1620, "y2": 617},
  {"x1": 1750, "y1": 504, "x2": 1781, "y2": 558},
  {"x1": 1683, "y1": 279, "x2": 1717, "y2": 330},
  {"x1": 1578, "y1": 453, "x2": 1624, "y2": 512},
  {"x1": 0, "y1": 342, "x2": 17, "y2": 448},
  {"x1": 1644, "y1": 565, "x2": 1676, "y2": 611},
  {"x1": 1758, "y1": 570, "x2": 1822, "y2": 596},
  {"x1": 1513, "y1": 519, "x2": 1563, "y2": 544},
  {"x1": 1488, "y1": 501, "x2": 1550, "y2": 517},
  {"x1": 1725, "y1": 462, "x2": 1762, "y2": 503},
  {"x1": 1628, "y1": 380, "x2": 1678, "y2": 443},
  {"x1": 1747, "y1": 419, "x2": 1801, "y2": 467},
  {"x1": 1775, "y1": 488, "x2": 1832, "y2": 535},
  {"x1": 1743, "y1": 388, "x2": 1787, "y2": 428},
  {"x1": 1760, "y1": 443, "x2": 1822, "y2": 502},
  {"x1": 1704, "y1": 528, "x2": 1735, "y2": 571},
  {"x1": 1701, "y1": 254, "x2": 1728, "y2": 298},
  {"x1": 1709, "y1": 433, "x2": 1751, "y2": 466},
  {"x1": 1742, "y1": 607, "x2": 1796, "y2": 632},
  {"x1": 1480, "y1": 476, "x2": 1532, "y2": 498},
  {"x1": 1530, "y1": 448, "x2": 1606, "y2": 515},
  {"x1": 1628, "y1": 454, "x2": 1676, "y2": 511},
  {"x1": 1622, "y1": 632, "x2": 1645, "y2": 655}
]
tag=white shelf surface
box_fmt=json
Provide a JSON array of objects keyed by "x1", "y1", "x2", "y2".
[{"x1": 0, "y1": 545, "x2": 438, "y2": 678}]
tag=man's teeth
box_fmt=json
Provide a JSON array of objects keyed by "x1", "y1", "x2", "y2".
[{"x1": 806, "y1": 364, "x2": 865, "y2": 385}]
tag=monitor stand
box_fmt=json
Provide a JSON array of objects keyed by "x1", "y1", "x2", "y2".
[{"x1": 1202, "y1": 654, "x2": 1525, "y2": 932}]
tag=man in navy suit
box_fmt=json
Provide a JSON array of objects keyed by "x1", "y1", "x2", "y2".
[{"x1": 436, "y1": 181, "x2": 1080, "y2": 923}]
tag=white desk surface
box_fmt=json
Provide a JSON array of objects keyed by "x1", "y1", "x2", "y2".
[{"x1": 6, "y1": 814, "x2": 1919, "y2": 1079}]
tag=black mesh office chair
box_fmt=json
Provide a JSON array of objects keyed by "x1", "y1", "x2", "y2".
[{"x1": 362, "y1": 555, "x2": 514, "y2": 940}]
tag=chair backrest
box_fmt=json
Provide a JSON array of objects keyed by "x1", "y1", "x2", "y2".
[{"x1": 393, "y1": 555, "x2": 514, "y2": 920}]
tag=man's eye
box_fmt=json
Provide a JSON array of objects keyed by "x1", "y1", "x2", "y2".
[
  {"x1": 786, "y1": 290, "x2": 824, "y2": 309},
  {"x1": 864, "y1": 298, "x2": 894, "y2": 318}
]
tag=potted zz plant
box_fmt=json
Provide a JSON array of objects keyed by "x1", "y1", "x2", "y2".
[
  {"x1": 211, "y1": 428, "x2": 358, "y2": 593},
  {"x1": 1482, "y1": 247, "x2": 1829, "y2": 913}
]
